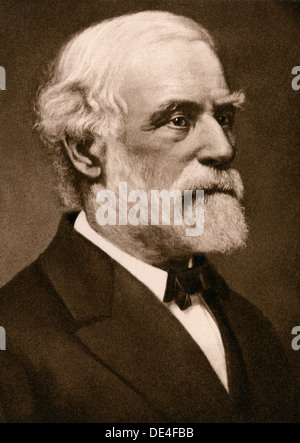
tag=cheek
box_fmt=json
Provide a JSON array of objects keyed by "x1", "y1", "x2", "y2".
[
  {"x1": 124, "y1": 116, "x2": 191, "y2": 153},
  {"x1": 124, "y1": 126, "x2": 171, "y2": 153},
  {"x1": 123, "y1": 128, "x2": 198, "y2": 187},
  {"x1": 123, "y1": 148, "x2": 185, "y2": 189}
]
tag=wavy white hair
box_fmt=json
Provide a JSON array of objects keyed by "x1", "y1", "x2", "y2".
[{"x1": 35, "y1": 10, "x2": 216, "y2": 208}]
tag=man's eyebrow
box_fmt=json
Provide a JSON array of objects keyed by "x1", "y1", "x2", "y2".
[
  {"x1": 149, "y1": 101, "x2": 202, "y2": 125},
  {"x1": 214, "y1": 90, "x2": 245, "y2": 109}
]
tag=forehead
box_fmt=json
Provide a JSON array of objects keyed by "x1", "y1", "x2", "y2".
[{"x1": 120, "y1": 40, "x2": 229, "y2": 113}]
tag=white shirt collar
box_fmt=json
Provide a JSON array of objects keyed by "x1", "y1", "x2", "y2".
[{"x1": 74, "y1": 211, "x2": 168, "y2": 300}]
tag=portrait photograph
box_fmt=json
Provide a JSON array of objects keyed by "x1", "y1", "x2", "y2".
[{"x1": 0, "y1": 0, "x2": 299, "y2": 425}]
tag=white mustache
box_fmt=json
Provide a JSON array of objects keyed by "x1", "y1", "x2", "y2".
[{"x1": 171, "y1": 165, "x2": 244, "y2": 202}]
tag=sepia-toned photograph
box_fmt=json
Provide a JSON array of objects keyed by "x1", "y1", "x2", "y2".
[{"x1": 0, "y1": 0, "x2": 299, "y2": 424}]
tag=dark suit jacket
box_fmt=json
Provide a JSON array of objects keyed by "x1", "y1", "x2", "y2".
[{"x1": 0, "y1": 213, "x2": 297, "y2": 422}]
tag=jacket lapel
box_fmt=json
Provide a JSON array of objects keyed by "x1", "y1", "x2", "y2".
[
  {"x1": 39, "y1": 213, "x2": 237, "y2": 422},
  {"x1": 77, "y1": 264, "x2": 236, "y2": 422},
  {"x1": 214, "y1": 289, "x2": 296, "y2": 422},
  {"x1": 38, "y1": 212, "x2": 114, "y2": 323},
  {"x1": 203, "y1": 291, "x2": 251, "y2": 420}
]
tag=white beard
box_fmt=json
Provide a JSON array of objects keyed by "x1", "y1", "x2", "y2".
[
  {"x1": 166, "y1": 161, "x2": 248, "y2": 256},
  {"x1": 87, "y1": 140, "x2": 248, "y2": 264}
]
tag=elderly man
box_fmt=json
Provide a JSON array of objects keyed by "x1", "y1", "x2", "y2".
[{"x1": 0, "y1": 11, "x2": 296, "y2": 423}]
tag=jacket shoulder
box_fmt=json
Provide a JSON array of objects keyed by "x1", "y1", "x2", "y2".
[{"x1": 0, "y1": 258, "x2": 75, "y2": 349}]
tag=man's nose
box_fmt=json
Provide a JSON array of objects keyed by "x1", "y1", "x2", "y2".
[{"x1": 196, "y1": 114, "x2": 235, "y2": 168}]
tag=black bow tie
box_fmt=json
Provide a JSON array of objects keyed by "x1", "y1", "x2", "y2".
[{"x1": 163, "y1": 256, "x2": 229, "y2": 310}]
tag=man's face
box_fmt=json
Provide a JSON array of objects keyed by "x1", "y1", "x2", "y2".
[
  {"x1": 121, "y1": 40, "x2": 235, "y2": 185},
  {"x1": 90, "y1": 39, "x2": 248, "y2": 263}
]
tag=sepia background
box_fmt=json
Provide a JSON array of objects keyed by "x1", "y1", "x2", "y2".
[{"x1": 0, "y1": 0, "x2": 299, "y2": 410}]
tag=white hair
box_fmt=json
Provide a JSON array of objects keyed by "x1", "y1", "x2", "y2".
[{"x1": 35, "y1": 10, "x2": 216, "y2": 208}]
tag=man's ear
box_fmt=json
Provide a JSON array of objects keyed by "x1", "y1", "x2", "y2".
[{"x1": 63, "y1": 135, "x2": 102, "y2": 179}]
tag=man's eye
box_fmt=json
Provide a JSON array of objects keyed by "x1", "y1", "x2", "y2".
[
  {"x1": 216, "y1": 111, "x2": 235, "y2": 128},
  {"x1": 168, "y1": 116, "x2": 189, "y2": 128}
]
